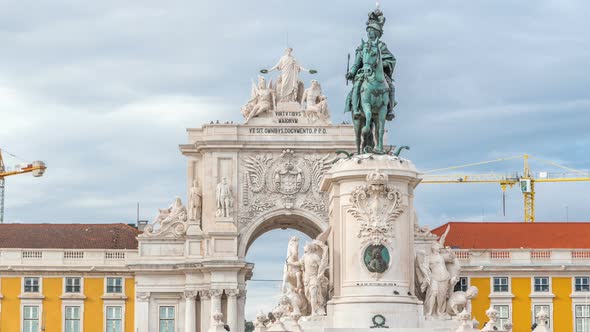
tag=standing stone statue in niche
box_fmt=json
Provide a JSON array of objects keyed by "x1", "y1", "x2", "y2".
[
  {"x1": 345, "y1": 6, "x2": 397, "y2": 154},
  {"x1": 189, "y1": 179, "x2": 202, "y2": 221},
  {"x1": 261, "y1": 48, "x2": 317, "y2": 103},
  {"x1": 415, "y1": 226, "x2": 460, "y2": 320},
  {"x1": 216, "y1": 177, "x2": 233, "y2": 218}
]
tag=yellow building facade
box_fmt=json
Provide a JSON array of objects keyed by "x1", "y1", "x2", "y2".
[
  {"x1": 434, "y1": 221, "x2": 590, "y2": 332},
  {"x1": 0, "y1": 223, "x2": 138, "y2": 332}
]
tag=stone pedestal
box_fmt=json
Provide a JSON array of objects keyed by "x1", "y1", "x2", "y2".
[{"x1": 320, "y1": 154, "x2": 423, "y2": 329}]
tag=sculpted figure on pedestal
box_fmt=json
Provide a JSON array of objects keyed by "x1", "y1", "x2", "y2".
[
  {"x1": 216, "y1": 177, "x2": 233, "y2": 218},
  {"x1": 303, "y1": 81, "x2": 330, "y2": 123},
  {"x1": 276, "y1": 227, "x2": 332, "y2": 319},
  {"x1": 261, "y1": 48, "x2": 316, "y2": 103},
  {"x1": 301, "y1": 226, "x2": 331, "y2": 316},
  {"x1": 141, "y1": 196, "x2": 188, "y2": 237},
  {"x1": 415, "y1": 226, "x2": 461, "y2": 320},
  {"x1": 189, "y1": 179, "x2": 202, "y2": 221},
  {"x1": 448, "y1": 286, "x2": 478, "y2": 316},
  {"x1": 243, "y1": 77, "x2": 277, "y2": 123},
  {"x1": 481, "y1": 307, "x2": 499, "y2": 331},
  {"x1": 281, "y1": 236, "x2": 307, "y2": 316}
]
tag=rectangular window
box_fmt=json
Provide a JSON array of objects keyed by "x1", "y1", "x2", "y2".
[
  {"x1": 65, "y1": 277, "x2": 81, "y2": 293},
  {"x1": 576, "y1": 277, "x2": 590, "y2": 292},
  {"x1": 24, "y1": 277, "x2": 40, "y2": 293},
  {"x1": 106, "y1": 277, "x2": 123, "y2": 293},
  {"x1": 533, "y1": 305, "x2": 550, "y2": 328},
  {"x1": 454, "y1": 277, "x2": 468, "y2": 292},
  {"x1": 575, "y1": 305, "x2": 590, "y2": 332},
  {"x1": 493, "y1": 305, "x2": 510, "y2": 330},
  {"x1": 159, "y1": 306, "x2": 175, "y2": 332},
  {"x1": 23, "y1": 306, "x2": 40, "y2": 332},
  {"x1": 106, "y1": 306, "x2": 123, "y2": 332},
  {"x1": 493, "y1": 277, "x2": 509, "y2": 292},
  {"x1": 534, "y1": 277, "x2": 550, "y2": 292},
  {"x1": 65, "y1": 306, "x2": 81, "y2": 332}
]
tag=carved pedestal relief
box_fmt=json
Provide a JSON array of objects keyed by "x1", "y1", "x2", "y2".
[
  {"x1": 348, "y1": 170, "x2": 407, "y2": 246},
  {"x1": 239, "y1": 149, "x2": 332, "y2": 224}
]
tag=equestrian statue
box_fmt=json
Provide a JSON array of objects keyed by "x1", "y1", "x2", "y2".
[{"x1": 345, "y1": 5, "x2": 398, "y2": 155}]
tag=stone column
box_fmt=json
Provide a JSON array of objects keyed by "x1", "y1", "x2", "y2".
[
  {"x1": 210, "y1": 289, "x2": 223, "y2": 324},
  {"x1": 200, "y1": 290, "x2": 211, "y2": 332},
  {"x1": 135, "y1": 292, "x2": 150, "y2": 332},
  {"x1": 237, "y1": 290, "x2": 247, "y2": 332},
  {"x1": 226, "y1": 289, "x2": 239, "y2": 332},
  {"x1": 184, "y1": 290, "x2": 198, "y2": 332}
]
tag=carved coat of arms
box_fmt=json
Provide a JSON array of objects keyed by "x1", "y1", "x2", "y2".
[
  {"x1": 347, "y1": 170, "x2": 407, "y2": 246},
  {"x1": 240, "y1": 149, "x2": 333, "y2": 223}
]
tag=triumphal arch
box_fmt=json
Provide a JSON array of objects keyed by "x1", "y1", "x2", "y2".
[{"x1": 130, "y1": 46, "x2": 355, "y2": 332}]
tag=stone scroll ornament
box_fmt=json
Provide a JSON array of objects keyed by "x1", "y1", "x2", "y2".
[
  {"x1": 140, "y1": 197, "x2": 188, "y2": 238},
  {"x1": 347, "y1": 170, "x2": 406, "y2": 246}
]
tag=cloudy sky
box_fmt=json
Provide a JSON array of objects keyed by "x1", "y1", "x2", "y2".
[{"x1": 1, "y1": 0, "x2": 589, "y2": 320}]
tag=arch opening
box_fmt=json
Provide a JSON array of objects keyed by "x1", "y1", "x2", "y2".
[{"x1": 239, "y1": 209, "x2": 327, "y2": 257}]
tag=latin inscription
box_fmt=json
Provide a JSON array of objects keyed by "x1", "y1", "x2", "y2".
[{"x1": 248, "y1": 127, "x2": 328, "y2": 135}]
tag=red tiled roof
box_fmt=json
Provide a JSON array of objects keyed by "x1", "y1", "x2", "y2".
[
  {"x1": 0, "y1": 223, "x2": 140, "y2": 249},
  {"x1": 431, "y1": 221, "x2": 590, "y2": 249}
]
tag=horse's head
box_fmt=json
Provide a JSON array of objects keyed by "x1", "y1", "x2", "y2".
[{"x1": 362, "y1": 40, "x2": 381, "y2": 67}]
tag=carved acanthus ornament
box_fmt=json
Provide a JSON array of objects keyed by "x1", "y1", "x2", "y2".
[
  {"x1": 240, "y1": 150, "x2": 333, "y2": 223},
  {"x1": 183, "y1": 290, "x2": 198, "y2": 300},
  {"x1": 347, "y1": 170, "x2": 407, "y2": 246}
]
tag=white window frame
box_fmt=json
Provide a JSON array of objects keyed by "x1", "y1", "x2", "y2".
[
  {"x1": 533, "y1": 276, "x2": 551, "y2": 293},
  {"x1": 62, "y1": 300, "x2": 84, "y2": 332},
  {"x1": 158, "y1": 305, "x2": 177, "y2": 332},
  {"x1": 63, "y1": 304, "x2": 84, "y2": 332},
  {"x1": 64, "y1": 277, "x2": 83, "y2": 294},
  {"x1": 103, "y1": 302, "x2": 125, "y2": 332},
  {"x1": 532, "y1": 303, "x2": 552, "y2": 331},
  {"x1": 22, "y1": 277, "x2": 42, "y2": 294},
  {"x1": 20, "y1": 301, "x2": 43, "y2": 332},
  {"x1": 492, "y1": 304, "x2": 511, "y2": 330},
  {"x1": 104, "y1": 277, "x2": 125, "y2": 295},
  {"x1": 491, "y1": 276, "x2": 510, "y2": 293},
  {"x1": 574, "y1": 304, "x2": 590, "y2": 332},
  {"x1": 574, "y1": 276, "x2": 590, "y2": 293}
]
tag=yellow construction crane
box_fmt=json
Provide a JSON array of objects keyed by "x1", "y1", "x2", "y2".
[
  {"x1": 421, "y1": 154, "x2": 590, "y2": 223},
  {"x1": 0, "y1": 149, "x2": 47, "y2": 223}
]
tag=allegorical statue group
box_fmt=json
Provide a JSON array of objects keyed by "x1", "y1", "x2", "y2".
[
  {"x1": 240, "y1": 47, "x2": 330, "y2": 124},
  {"x1": 272, "y1": 227, "x2": 332, "y2": 320}
]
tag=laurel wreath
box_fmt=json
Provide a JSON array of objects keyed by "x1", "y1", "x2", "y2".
[{"x1": 370, "y1": 314, "x2": 388, "y2": 328}]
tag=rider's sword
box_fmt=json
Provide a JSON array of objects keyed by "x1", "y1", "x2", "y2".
[{"x1": 346, "y1": 53, "x2": 350, "y2": 86}]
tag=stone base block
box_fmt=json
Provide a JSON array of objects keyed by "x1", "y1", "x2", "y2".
[{"x1": 327, "y1": 296, "x2": 424, "y2": 329}]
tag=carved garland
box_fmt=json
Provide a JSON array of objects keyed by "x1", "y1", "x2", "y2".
[{"x1": 347, "y1": 170, "x2": 406, "y2": 246}]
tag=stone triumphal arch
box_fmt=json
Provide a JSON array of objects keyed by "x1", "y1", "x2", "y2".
[{"x1": 131, "y1": 73, "x2": 355, "y2": 332}]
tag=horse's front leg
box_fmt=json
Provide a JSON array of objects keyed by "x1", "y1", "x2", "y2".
[
  {"x1": 361, "y1": 103, "x2": 372, "y2": 136},
  {"x1": 377, "y1": 107, "x2": 387, "y2": 152}
]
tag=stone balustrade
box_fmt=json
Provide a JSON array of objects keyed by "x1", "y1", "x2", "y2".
[
  {"x1": 451, "y1": 248, "x2": 590, "y2": 267},
  {"x1": 0, "y1": 248, "x2": 137, "y2": 267}
]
